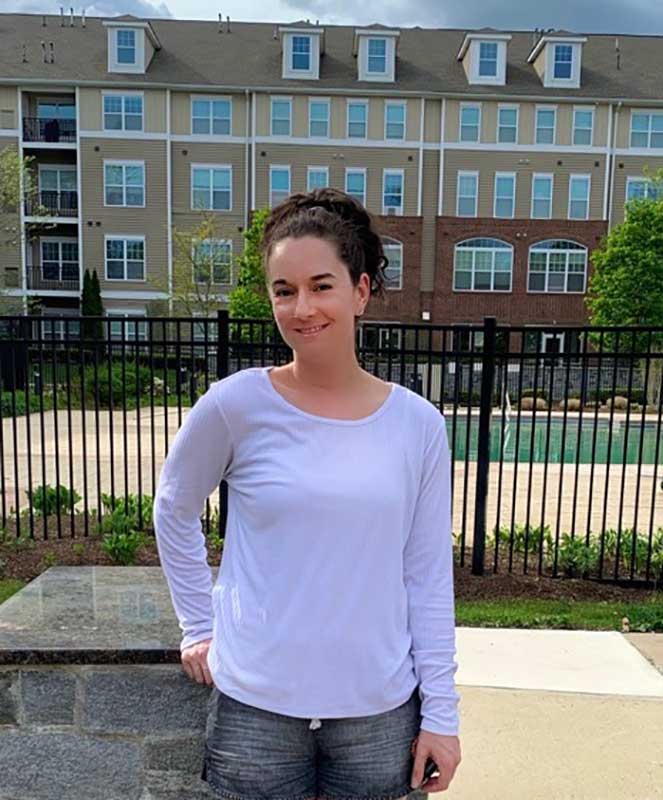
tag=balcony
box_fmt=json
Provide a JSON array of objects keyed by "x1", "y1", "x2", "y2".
[
  {"x1": 25, "y1": 190, "x2": 78, "y2": 218},
  {"x1": 22, "y1": 117, "x2": 76, "y2": 144},
  {"x1": 26, "y1": 263, "x2": 79, "y2": 291}
]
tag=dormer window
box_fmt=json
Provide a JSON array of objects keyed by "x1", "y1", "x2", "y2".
[
  {"x1": 117, "y1": 29, "x2": 136, "y2": 64},
  {"x1": 527, "y1": 34, "x2": 587, "y2": 89},
  {"x1": 103, "y1": 19, "x2": 161, "y2": 75},
  {"x1": 457, "y1": 33, "x2": 511, "y2": 86},
  {"x1": 354, "y1": 28, "x2": 399, "y2": 82},
  {"x1": 279, "y1": 27, "x2": 324, "y2": 80}
]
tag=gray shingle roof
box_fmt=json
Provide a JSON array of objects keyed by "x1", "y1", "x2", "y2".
[{"x1": 0, "y1": 12, "x2": 662, "y2": 101}]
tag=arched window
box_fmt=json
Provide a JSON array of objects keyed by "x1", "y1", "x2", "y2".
[
  {"x1": 453, "y1": 238, "x2": 513, "y2": 292},
  {"x1": 528, "y1": 239, "x2": 587, "y2": 293},
  {"x1": 382, "y1": 236, "x2": 403, "y2": 290}
]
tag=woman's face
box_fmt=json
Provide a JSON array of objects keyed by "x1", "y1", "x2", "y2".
[{"x1": 266, "y1": 235, "x2": 370, "y2": 355}]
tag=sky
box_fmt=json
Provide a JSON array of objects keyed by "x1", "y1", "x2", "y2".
[{"x1": 3, "y1": 0, "x2": 663, "y2": 33}]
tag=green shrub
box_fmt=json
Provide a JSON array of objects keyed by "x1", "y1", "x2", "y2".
[
  {"x1": 101, "y1": 530, "x2": 147, "y2": 565},
  {"x1": 100, "y1": 493, "x2": 153, "y2": 532},
  {"x1": 556, "y1": 533, "x2": 599, "y2": 577},
  {"x1": 1, "y1": 390, "x2": 45, "y2": 417},
  {"x1": 70, "y1": 360, "x2": 152, "y2": 409},
  {"x1": 27, "y1": 484, "x2": 81, "y2": 517}
]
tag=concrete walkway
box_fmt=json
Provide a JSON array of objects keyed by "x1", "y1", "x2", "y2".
[{"x1": 439, "y1": 628, "x2": 663, "y2": 799}]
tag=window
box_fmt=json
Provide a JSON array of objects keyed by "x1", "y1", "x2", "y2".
[
  {"x1": 531, "y1": 174, "x2": 553, "y2": 219},
  {"x1": 626, "y1": 177, "x2": 662, "y2": 202},
  {"x1": 292, "y1": 36, "x2": 311, "y2": 71},
  {"x1": 40, "y1": 314, "x2": 80, "y2": 341},
  {"x1": 568, "y1": 175, "x2": 590, "y2": 220},
  {"x1": 573, "y1": 108, "x2": 593, "y2": 146},
  {"x1": 367, "y1": 38, "x2": 387, "y2": 73},
  {"x1": 270, "y1": 166, "x2": 290, "y2": 207},
  {"x1": 40, "y1": 239, "x2": 78, "y2": 282},
  {"x1": 103, "y1": 94, "x2": 143, "y2": 131},
  {"x1": 535, "y1": 107, "x2": 556, "y2": 145},
  {"x1": 348, "y1": 101, "x2": 368, "y2": 138},
  {"x1": 460, "y1": 104, "x2": 481, "y2": 142},
  {"x1": 454, "y1": 238, "x2": 513, "y2": 292},
  {"x1": 479, "y1": 42, "x2": 498, "y2": 77},
  {"x1": 192, "y1": 239, "x2": 232, "y2": 284},
  {"x1": 359, "y1": 324, "x2": 402, "y2": 351},
  {"x1": 309, "y1": 99, "x2": 330, "y2": 137},
  {"x1": 494, "y1": 173, "x2": 515, "y2": 218},
  {"x1": 528, "y1": 240, "x2": 587, "y2": 293},
  {"x1": 104, "y1": 162, "x2": 144, "y2": 207},
  {"x1": 630, "y1": 112, "x2": 663, "y2": 149},
  {"x1": 191, "y1": 98, "x2": 231, "y2": 135},
  {"x1": 382, "y1": 238, "x2": 403, "y2": 290},
  {"x1": 384, "y1": 101, "x2": 405, "y2": 140},
  {"x1": 107, "y1": 310, "x2": 147, "y2": 341},
  {"x1": 553, "y1": 44, "x2": 573, "y2": 79},
  {"x1": 307, "y1": 167, "x2": 329, "y2": 191},
  {"x1": 105, "y1": 237, "x2": 145, "y2": 281},
  {"x1": 38, "y1": 167, "x2": 77, "y2": 214},
  {"x1": 383, "y1": 170, "x2": 403, "y2": 215},
  {"x1": 191, "y1": 166, "x2": 232, "y2": 211},
  {"x1": 345, "y1": 169, "x2": 366, "y2": 206},
  {"x1": 271, "y1": 98, "x2": 291, "y2": 136},
  {"x1": 457, "y1": 171, "x2": 478, "y2": 217},
  {"x1": 497, "y1": 106, "x2": 518, "y2": 143},
  {"x1": 116, "y1": 29, "x2": 136, "y2": 64}
]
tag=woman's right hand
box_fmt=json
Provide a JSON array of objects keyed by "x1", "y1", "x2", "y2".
[{"x1": 181, "y1": 638, "x2": 215, "y2": 686}]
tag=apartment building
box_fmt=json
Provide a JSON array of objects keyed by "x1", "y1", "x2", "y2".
[{"x1": 0, "y1": 12, "x2": 662, "y2": 351}]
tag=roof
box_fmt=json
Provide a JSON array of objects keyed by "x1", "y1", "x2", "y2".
[{"x1": 0, "y1": 12, "x2": 662, "y2": 101}]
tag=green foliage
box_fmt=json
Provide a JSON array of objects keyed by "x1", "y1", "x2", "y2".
[
  {"x1": 42, "y1": 550, "x2": 58, "y2": 568},
  {"x1": 71, "y1": 359, "x2": 152, "y2": 408},
  {"x1": 101, "y1": 530, "x2": 147, "y2": 565},
  {"x1": 492, "y1": 524, "x2": 553, "y2": 555},
  {"x1": 98, "y1": 492, "x2": 153, "y2": 536},
  {"x1": 555, "y1": 534, "x2": 600, "y2": 577},
  {"x1": 1, "y1": 390, "x2": 51, "y2": 417},
  {"x1": 27, "y1": 484, "x2": 81, "y2": 517},
  {"x1": 204, "y1": 506, "x2": 225, "y2": 551},
  {"x1": 81, "y1": 268, "x2": 104, "y2": 345}
]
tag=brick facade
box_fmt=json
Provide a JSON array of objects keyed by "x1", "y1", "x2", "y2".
[{"x1": 432, "y1": 217, "x2": 608, "y2": 326}]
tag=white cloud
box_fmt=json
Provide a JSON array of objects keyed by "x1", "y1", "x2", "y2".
[{"x1": 4, "y1": 0, "x2": 173, "y2": 18}]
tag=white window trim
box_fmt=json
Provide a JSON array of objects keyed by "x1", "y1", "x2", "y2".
[
  {"x1": 308, "y1": 97, "x2": 330, "y2": 138},
  {"x1": 456, "y1": 170, "x2": 479, "y2": 217},
  {"x1": 497, "y1": 104, "x2": 519, "y2": 144},
  {"x1": 347, "y1": 99, "x2": 369, "y2": 139},
  {"x1": 629, "y1": 109, "x2": 663, "y2": 150},
  {"x1": 467, "y1": 38, "x2": 509, "y2": 85},
  {"x1": 535, "y1": 105, "x2": 557, "y2": 146},
  {"x1": 108, "y1": 27, "x2": 145, "y2": 74},
  {"x1": 38, "y1": 236, "x2": 79, "y2": 276},
  {"x1": 572, "y1": 105, "x2": 594, "y2": 147},
  {"x1": 531, "y1": 173, "x2": 554, "y2": 219},
  {"x1": 382, "y1": 240, "x2": 403, "y2": 290},
  {"x1": 384, "y1": 100, "x2": 406, "y2": 141},
  {"x1": 106, "y1": 307, "x2": 148, "y2": 341},
  {"x1": 104, "y1": 235, "x2": 147, "y2": 282},
  {"x1": 102, "y1": 90, "x2": 144, "y2": 132},
  {"x1": 356, "y1": 31, "x2": 397, "y2": 83},
  {"x1": 190, "y1": 163, "x2": 233, "y2": 212},
  {"x1": 103, "y1": 159, "x2": 146, "y2": 208},
  {"x1": 543, "y1": 41, "x2": 583, "y2": 89},
  {"x1": 459, "y1": 102, "x2": 482, "y2": 143},
  {"x1": 526, "y1": 241, "x2": 588, "y2": 294},
  {"x1": 382, "y1": 168, "x2": 404, "y2": 215},
  {"x1": 191, "y1": 238, "x2": 233, "y2": 285},
  {"x1": 269, "y1": 164, "x2": 291, "y2": 206},
  {"x1": 270, "y1": 96, "x2": 292, "y2": 137},
  {"x1": 290, "y1": 34, "x2": 313, "y2": 73},
  {"x1": 568, "y1": 174, "x2": 591, "y2": 220},
  {"x1": 190, "y1": 95, "x2": 233, "y2": 137},
  {"x1": 453, "y1": 239, "x2": 514, "y2": 293},
  {"x1": 281, "y1": 31, "x2": 321, "y2": 80},
  {"x1": 366, "y1": 36, "x2": 389, "y2": 76},
  {"x1": 494, "y1": 172, "x2": 516, "y2": 219},
  {"x1": 345, "y1": 167, "x2": 367, "y2": 206},
  {"x1": 307, "y1": 165, "x2": 329, "y2": 191}
]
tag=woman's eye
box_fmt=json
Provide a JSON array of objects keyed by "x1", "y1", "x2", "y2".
[{"x1": 315, "y1": 284, "x2": 331, "y2": 291}]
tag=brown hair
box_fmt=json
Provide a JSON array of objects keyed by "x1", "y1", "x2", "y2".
[{"x1": 261, "y1": 188, "x2": 388, "y2": 300}]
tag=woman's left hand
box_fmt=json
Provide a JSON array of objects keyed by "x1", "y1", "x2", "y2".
[{"x1": 410, "y1": 729, "x2": 461, "y2": 793}]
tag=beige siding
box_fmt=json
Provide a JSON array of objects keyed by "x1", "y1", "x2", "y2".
[
  {"x1": 406, "y1": 99, "x2": 423, "y2": 142},
  {"x1": 292, "y1": 95, "x2": 308, "y2": 138},
  {"x1": 0, "y1": 208, "x2": 21, "y2": 288},
  {"x1": 255, "y1": 93, "x2": 270, "y2": 137},
  {"x1": 556, "y1": 104, "x2": 573, "y2": 147},
  {"x1": 611, "y1": 154, "x2": 663, "y2": 224},
  {"x1": 533, "y1": 49, "x2": 546, "y2": 80},
  {"x1": 593, "y1": 104, "x2": 609, "y2": 147},
  {"x1": 482, "y1": 103, "x2": 497, "y2": 144},
  {"x1": 461, "y1": 52, "x2": 471, "y2": 82},
  {"x1": 424, "y1": 98, "x2": 441, "y2": 143},
  {"x1": 0, "y1": 88, "x2": 18, "y2": 129},
  {"x1": 171, "y1": 211, "x2": 245, "y2": 284},
  {"x1": 444, "y1": 100, "x2": 460, "y2": 142},
  {"x1": 420, "y1": 149, "x2": 440, "y2": 291},
  {"x1": 255, "y1": 144, "x2": 419, "y2": 215},
  {"x1": 80, "y1": 138, "x2": 168, "y2": 292},
  {"x1": 615, "y1": 106, "x2": 641, "y2": 149},
  {"x1": 172, "y1": 91, "x2": 247, "y2": 137},
  {"x1": 144, "y1": 90, "x2": 166, "y2": 133},
  {"x1": 443, "y1": 150, "x2": 606, "y2": 219},
  {"x1": 330, "y1": 96, "x2": 346, "y2": 139},
  {"x1": 144, "y1": 36, "x2": 155, "y2": 69},
  {"x1": 79, "y1": 88, "x2": 101, "y2": 130},
  {"x1": 520, "y1": 104, "x2": 535, "y2": 145}
]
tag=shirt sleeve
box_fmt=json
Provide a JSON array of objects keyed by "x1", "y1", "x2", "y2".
[
  {"x1": 152, "y1": 383, "x2": 234, "y2": 653},
  {"x1": 403, "y1": 413, "x2": 460, "y2": 736}
]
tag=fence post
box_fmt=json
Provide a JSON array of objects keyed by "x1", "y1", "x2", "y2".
[
  {"x1": 472, "y1": 316, "x2": 497, "y2": 576},
  {"x1": 217, "y1": 309, "x2": 229, "y2": 380}
]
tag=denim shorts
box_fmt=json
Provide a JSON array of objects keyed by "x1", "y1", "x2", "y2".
[{"x1": 200, "y1": 684, "x2": 424, "y2": 800}]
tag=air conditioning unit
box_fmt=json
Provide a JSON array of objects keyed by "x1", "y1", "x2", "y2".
[{"x1": 385, "y1": 206, "x2": 398, "y2": 216}]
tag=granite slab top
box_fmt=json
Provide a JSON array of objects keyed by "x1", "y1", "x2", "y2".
[{"x1": 0, "y1": 566, "x2": 215, "y2": 665}]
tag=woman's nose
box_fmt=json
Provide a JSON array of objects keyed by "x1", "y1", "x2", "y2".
[{"x1": 294, "y1": 292, "x2": 314, "y2": 317}]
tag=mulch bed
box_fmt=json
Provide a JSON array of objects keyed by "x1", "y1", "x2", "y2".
[{"x1": 1, "y1": 515, "x2": 659, "y2": 603}]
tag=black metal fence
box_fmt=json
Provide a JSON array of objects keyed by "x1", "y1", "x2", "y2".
[{"x1": 1, "y1": 312, "x2": 662, "y2": 589}]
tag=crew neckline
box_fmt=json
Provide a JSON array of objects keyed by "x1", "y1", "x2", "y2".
[{"x1": 260, "y1": 366, "x2": 398, "y2": 426}]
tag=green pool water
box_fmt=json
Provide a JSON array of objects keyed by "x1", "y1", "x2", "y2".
[{"x1": 447, "y1": 415, "x2": 663, "y2": 465}]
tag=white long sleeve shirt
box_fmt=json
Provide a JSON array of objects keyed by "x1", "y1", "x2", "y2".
[{"x1": 153, "y1": 365, "x2": 460, "y2": 735}]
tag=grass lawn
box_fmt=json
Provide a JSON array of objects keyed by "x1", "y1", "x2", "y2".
[{"x1": 0, "y1": 579, "x2": 26, "y2": 605}]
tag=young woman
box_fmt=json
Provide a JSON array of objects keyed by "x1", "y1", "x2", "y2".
[{"x1": 153, "y1": 188, "x2": 461, "y2": 800}]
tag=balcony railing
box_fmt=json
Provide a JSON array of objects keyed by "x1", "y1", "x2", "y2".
[
  {"x1": 25, "y1": 191, "x2": 78, "y2": 218},
  {"x1": 22, "y1": 117, "x2": 76, "y2": 143},
  {"x1": 26, "y1": 263, "x2": 79, "y2": 291}
]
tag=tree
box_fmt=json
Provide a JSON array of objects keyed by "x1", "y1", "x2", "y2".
[
  {"x1": 227, "y1": 208, "x2": 275, "y2": 344},
  {"x1": 585, "y1": 167, "x2": 663, "y2": 404},
  {"x1": 81, "y1": 268, "x2": 104, "y2": 349}
]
